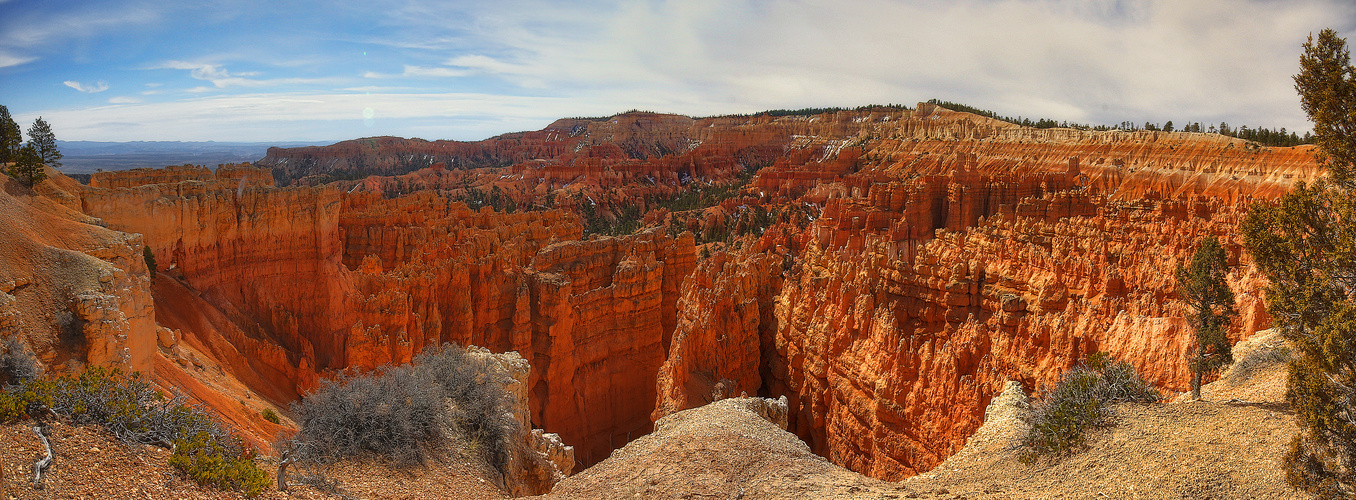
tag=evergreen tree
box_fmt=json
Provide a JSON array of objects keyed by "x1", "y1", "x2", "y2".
[
  {"x1": 0, "y1": 105, "x2": 20, "y2": 164},
  {"x1": 26, "y1": 117, "x2": 61, "y2": 169},
  {"x1": 1243, "y1": 28, "x2": 1356, "y2": 497},
  {"x1": 8, "y1": 143, "x2": 46, "y2": 186},
  {"x1": 1175, "y1": 236, "x2": 1236, "y2": 400}
]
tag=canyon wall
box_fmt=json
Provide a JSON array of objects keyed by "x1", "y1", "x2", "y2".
[
  {"x1": 77, "y1": 165, "x2": 696, "y2": 468},
  {"x1": 654, "y1": 105, "x2": 1321, "y2": 479},
  {"x1": 0, "y1": 168, "x2": 157, "y2": 374},
  {"x1": 52, "y1": 104, "x2": 1321, "y2": 483}
]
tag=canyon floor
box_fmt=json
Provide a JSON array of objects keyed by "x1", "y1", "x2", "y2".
[{"x1": 0, "y1": 332, "x2": 1303, "y2": 499}]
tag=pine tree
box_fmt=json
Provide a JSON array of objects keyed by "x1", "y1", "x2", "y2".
[
  {"x1": 8, "y1": 143, "x2": 46, "y2": 186},
  {"x1": 1175, "y1": 236, "x2": 1236, "y2": 400},
  {"x1": 26, "y1": 117, "x2": 61, "y2": 169},
  {"x1": 0, "y1": 105, "x2": 20, "y2": 164},
  {"x1": 1243, "y1": 28, "x2": 1356, "y2": 497}
]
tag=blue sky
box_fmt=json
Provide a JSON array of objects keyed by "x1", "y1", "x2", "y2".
[{"x1": 1, "y1": 0, "x2": 1353, "y2": 143}]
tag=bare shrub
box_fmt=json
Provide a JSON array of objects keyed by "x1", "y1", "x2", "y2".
[
  {"x1": 287, "y1": 343, "x2": 517, "y2": 472},
  {"x1": 0, "y1": 336, "x2": 41, "y2": 386},
  {"x1": 1086, "y1": 352, "x2": 1162, "y2": 404}
]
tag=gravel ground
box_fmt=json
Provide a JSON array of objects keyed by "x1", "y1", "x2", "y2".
[{"x1": 0, "y1": 421, "x2": 505, "y2": 500}]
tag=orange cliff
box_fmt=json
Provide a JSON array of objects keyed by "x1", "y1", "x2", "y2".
[
  {"x1": 0, "y1": 167, "x2": 157, "y2": 374},
  {"x1": 651, "y1": 103, "x2": 1322, "y2": 480},
  {"x1": 75, "y1": 166, "x2": 697, "y2": 468},
  {"x1": 36, "y1": 103, "x2": 1324, "y2": 484}
]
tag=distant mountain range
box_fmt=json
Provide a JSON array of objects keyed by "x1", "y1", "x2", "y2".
[{"x1": 56, "y1": 140, "x2": 332, "y2": 174}]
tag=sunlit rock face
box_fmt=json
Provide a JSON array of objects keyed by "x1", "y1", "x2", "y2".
[
  {"x1": 656, "y1": 104, "x2": 1318, "y2": 479},
  {"x1": 67, "y1": 104, "x2": 1319, "y2": 480}
]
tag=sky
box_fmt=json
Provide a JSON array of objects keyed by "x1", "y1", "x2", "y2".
[{"x1": 1, "y1": 0, "x2": 1353, "y2": 143}]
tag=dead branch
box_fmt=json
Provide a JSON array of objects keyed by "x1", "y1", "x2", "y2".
[
  {"x1": 1, "y1": 444, "x2": 8, "y2": 500},
  {"x1": 31, "y1": 424, "x2": 52, "y2": 488}
]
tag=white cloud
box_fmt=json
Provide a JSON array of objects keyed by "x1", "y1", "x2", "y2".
[
  {"x1": 444, "y1": 55, "x2": 535, "y2": 76},
  {"x1": 155, "y1": 60, "x2": 333, "y2": 89},
  {"x1": 11, "y1": 0, "x2": 1354, "y2": 142},
  {"x1": 372, "y1": 0, "x2": 1352, "y2": 133},
  {"x1": 0, "y1": 6, "x2": 159, "y2": 67},
  {"x1": 363, "y1": 65, "x2": 473, "y2": 78},
  {"x1": 108, "y1": 96, "x2": 141, "y2": 104},
  {"x1": 64, "y1": 80, "x2": 109, "y2": 93},
  {"x1": 13, "y1": 91, "x2": 629, "y2": 142},
  {"x1": 0, "y1": 51, "x2": 34, "y2": 68},
  {"x1": 401, "y1": 65, "x2": 471, "y2": 77}
]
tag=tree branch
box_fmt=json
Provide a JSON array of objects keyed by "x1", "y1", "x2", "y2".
[{"x1": 32, "y1": 425, "x2": 52, "y2": 488}]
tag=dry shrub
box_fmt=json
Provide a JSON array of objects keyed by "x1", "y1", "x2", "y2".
[
  {"x1": 1018, "y1": 353, "x2": 1160, "y2": 463},
  {"x1": 285, "y1": 343, "x2": 517, "y2": 472}
]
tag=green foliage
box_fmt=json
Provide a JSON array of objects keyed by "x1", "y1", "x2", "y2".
[
  {"x1": 576, "y1": 194, "x2": 643, "y2": 237},
  {"x1": 143, "y1": 245, "x2": 157, "y2": 273},
  {"x1": 703, "y1": 103, "x2": 911, "y2": 120},
  {"x1": 1296, "y1": 29, "x2": 1356, "y2": 185},
  {"x1": 0, "y1": 379, "x2": 52, "y2": 422},
  {"x1": 170, "y1": 431, "x2": 270, "y2": 497},
  {"x1": 0, "y1": 336, "x2": 46, "y2": 420},
  {"x1": 923, "y1": 98, "x2": 1312, "y2": 146},
  {"x1": 7, "y1": 143, "x2": 46, "y2": 186},
  {"x1": 1176, "y1": 236, "x2": 1237, "y2": 399},
  {"x1": 26, "y1": 117, "x2": 60, "y2": 169},
  {"x1": 456, "y1": 185, "x2": 517, "y2": 213},
  {"x1": 925, "y1": 99, "x2": 1108, "y2": 131},
  {"x1": 1242, "y1": 28, "x2": 1356, "y2": 497},
  {"x1": 0, "y1": 104, "x2": 20, "y2": 164},
  {"x1": 261, "y1": 408, "x2": 280, "y2": 424},
  {"x1": 1018, "y1": 353, "x2": 1160, "y2": 463},
  {"x1": 0, "y1": 364, "x2": 267, "y2": 496},
  {"x1": 1213, "y1": 123, "x2": 1312, "y2": 147}
]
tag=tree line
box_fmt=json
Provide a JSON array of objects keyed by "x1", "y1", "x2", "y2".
[
  {"x1": 1, "y1": 104, "x2": 63, "y2": 186},
  {"x1": 926, "y1": 98, "x2": 1314, "y2": 147}
]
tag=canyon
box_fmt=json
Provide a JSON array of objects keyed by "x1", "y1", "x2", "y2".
[{"x1": 0, "y1": 103, "x2": 1321, "y2": 488}]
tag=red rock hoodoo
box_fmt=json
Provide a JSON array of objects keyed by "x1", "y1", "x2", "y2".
[{"x1": 26, "y1": 103, "x2": 1319, "y2": 480}]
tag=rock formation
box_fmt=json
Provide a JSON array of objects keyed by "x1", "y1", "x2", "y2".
[
  {"x1": 75, "y1": 163, "x2": 697, "y2": 468},
  {"x1": 535, "y1": 395, "x2": 917, "y2": 500},
  {"x1": 656, "y1": 104, "x2": 1320, "y2": 479},
  {"x1": 474, "y1": 346, "x2": 575, "y2": 496},
  {"x1": 25, "y1": 102, "x2": 1323, "y2": 488},
  {"x1": 0, "y1": 167, "x2": 156, "y2": 374}
]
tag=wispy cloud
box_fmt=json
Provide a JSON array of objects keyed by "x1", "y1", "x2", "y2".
[
  {"x1": 108, "y1": 96, "x2": 142, "y2": 104},
  {"x1": 12, "y1": 91, "x2": 605, "y2": 142},
  {"x1": 155, "y1": 60, "x2": 333, "y2": 89},
  {"x1": 0, "y1": 51, "x2": 34, "y2": 68},
  {"x1": 364, "y1": 65, "x2": 472, "y2": 79},
  {"x1": 6, "y1": 0, "x2": 1353, "y2": 142},
  {"x1": 0, "y1": 5, "x2": 160, "y2": 65},
  {"x1": 372, "y1": 0, "x2": 1351, "y2": 133},
  {"x1": 64, "y1": 80, "x2": 109, "y2": 93}
]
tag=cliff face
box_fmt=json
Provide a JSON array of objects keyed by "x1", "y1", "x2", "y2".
[
  {"x1": 655, "y1": 104, "x2": 1319, "y2": 480},
  {"x1": 0, "y1": 168, "x2": 157, "y2": 374},
  {"x1": 57, "y1": 103, "x2": 1321, "y2": 485},
  {"x1": 78, "y1": 165, "x2": 696, "y2": 468}
]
